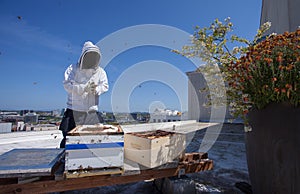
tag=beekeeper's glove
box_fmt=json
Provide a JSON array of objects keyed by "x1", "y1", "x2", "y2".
[{"x1": 84, "y1": 81, "x2": 97, "y2": 94}]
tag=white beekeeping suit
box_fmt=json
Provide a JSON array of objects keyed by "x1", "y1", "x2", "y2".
[
  {"x1": 63, "y1": 41, "x2": 109, "y2": 112},
  {"x1": 59, "y1": 41, "x2": 109, "y2": 148},
  {"x1": 261, "y1": 0, "x2": 300, "y2": 35}
]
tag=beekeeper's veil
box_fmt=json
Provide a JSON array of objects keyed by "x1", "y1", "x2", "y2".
[{"x1": 79, "y1": 41, "x2": 101, "y2": 69}]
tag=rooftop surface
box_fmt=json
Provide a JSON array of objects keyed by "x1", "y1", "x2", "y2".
[{"x1": 0, "y1": 121, "x2": 249, "y2": 193}]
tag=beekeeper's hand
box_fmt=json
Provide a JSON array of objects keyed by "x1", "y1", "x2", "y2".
[
  {"x1": 84, "y1": 81, "x2": 97, "y2": 94},
  {"x1": 89, "y1": 82, "x2": 97, "y2": 94}
]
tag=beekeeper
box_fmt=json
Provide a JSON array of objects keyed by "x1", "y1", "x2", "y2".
[{"x1": 59, "y1": 41, "x2": 109, "y2": 148}]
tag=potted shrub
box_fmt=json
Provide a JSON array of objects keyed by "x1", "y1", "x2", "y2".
[{"x1": 175, "y1": 18, "x2": 300, "y2": 194}]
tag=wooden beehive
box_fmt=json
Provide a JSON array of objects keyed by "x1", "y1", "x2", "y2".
[
  {"x1": 124, "y1": 130, "x2": 186, "y2": 168},
  {"x1": 65, "y1": 124, "x2": 124, "y2": 174}
]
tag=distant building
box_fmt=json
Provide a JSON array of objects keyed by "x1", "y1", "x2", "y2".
[
  {"x1": 0, "y1": 111, "x2": 18, "y2": 115},
  {"x1": 114, "y1": 113, "x2": 136, "y2": 123},
  {"x1": 150, "y1": 108, "x2": 183, "y2": 123},
  {"x1": 0, "y1": 111, "x2": 24, "y2": 124},
  {"x1": 101, "y1": 112, "x2": 116, "y2": 123},
  {"x1": 186, "y1": 70, "x2": 234, "y2": 122},
  {"x1": 61, "y1": 109, "x2": 66, "y2": 117},
  {"x1": 130, "y1": 112, "x2": 150, "y2": 123},
  {"x1": 17, "y1": 121, "x2": 25, "y2": 131},
  {"x1": 20, "y1": 110, "x2": 30, "y2": 116},
  {"x1": 33, "y1": 124, "x2": 58, "y2": 131},
  {"x1": 51, "y1": 109, "x2": 62, "y2": 117},
  {"x1": 12, "y1": 121, "x2": 25, "y2": 132},
  {"x1": 1, "y1": 114, "x2": 24, "y2": 122},
  {"x1": 24, "y1": 112, "x2": 39, "y2": 124},
  {"x1": 0, "y1": 122, "x2": 12, "y2": 133}
]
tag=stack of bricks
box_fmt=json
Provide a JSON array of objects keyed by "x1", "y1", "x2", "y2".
[{"x1": 178, "y1": 152, "x2": 213, "y2": 173}]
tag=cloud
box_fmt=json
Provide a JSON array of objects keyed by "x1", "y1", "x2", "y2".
[{"x1": 0, "y1": 15, "x2": 81, "y2": 54}]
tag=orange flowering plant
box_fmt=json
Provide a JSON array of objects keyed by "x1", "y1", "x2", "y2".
[{"x1": 175, "y1": 18, "x2": 300, "y2": 123}]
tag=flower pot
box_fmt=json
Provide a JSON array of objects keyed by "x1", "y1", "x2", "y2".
[{"x1": 246, "y1": 102, "x2": 300, "y2": 194}]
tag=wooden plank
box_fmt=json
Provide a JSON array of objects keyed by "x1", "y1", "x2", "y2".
[
  {"x1": 65, "y1": 167, "x2": 123, "y2": 179},
  {"x1": 0, "y1": 159, "x2": 213, "y2": 193},
  {"x1": 0, "y1": 177, "x2": 17, "y2": 185}
]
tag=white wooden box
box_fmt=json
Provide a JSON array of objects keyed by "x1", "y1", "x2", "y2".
[
  {"x1": 65, "y1": 125, "x2": 124, "y2": 171},
  {"x1": 124, "y1": 130, "x2": 186, "y2": 168}
]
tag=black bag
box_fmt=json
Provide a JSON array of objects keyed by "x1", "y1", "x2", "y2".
[{"x1": 59, "y1": 109, "x2": 75, "y2": 133}]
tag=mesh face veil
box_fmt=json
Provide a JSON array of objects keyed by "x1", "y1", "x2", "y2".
[{"x1": 80, "y1": 51, "x2": 100, "y2": 69}]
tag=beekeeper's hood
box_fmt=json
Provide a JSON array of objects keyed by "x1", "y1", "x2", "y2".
[{"x1": 78, "y1": 41, "x2": 101, "y2": 69}]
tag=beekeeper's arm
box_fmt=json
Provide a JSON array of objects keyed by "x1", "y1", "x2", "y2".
[
  {"x1": 95, "y1": 68, "x2": 109, "y2": 95},
  {"x1": 63, "y1": 65, "x2": 88, "y2": 95}
]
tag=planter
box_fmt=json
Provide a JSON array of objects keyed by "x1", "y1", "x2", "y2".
[{"x1": 246, "y1": 102, "x2": 300, "y2": 194}]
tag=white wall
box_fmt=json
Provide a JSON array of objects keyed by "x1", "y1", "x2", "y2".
[{"x1": 0, "y1": 123, "x2": 12, "y2": 133}]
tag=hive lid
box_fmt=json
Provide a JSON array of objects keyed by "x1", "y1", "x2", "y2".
[{"x1": 0, "y1": 148, "x2": 64, "y2": 178}]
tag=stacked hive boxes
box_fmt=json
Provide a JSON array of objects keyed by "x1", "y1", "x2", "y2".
[
  {"x1": 65, "y1": 124, "x2": 187, "y2": 175},
  {"x1": 65, "y1": 124, "x2": 124, "y2": 175}
]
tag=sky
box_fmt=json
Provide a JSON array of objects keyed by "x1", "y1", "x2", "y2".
[{"x1": 0, "y1": 0, "x2": 262, "y2": 112}]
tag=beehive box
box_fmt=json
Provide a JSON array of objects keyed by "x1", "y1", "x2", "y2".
[
  {"x1": 65, "y1": 124, "x2": 124, "y2": 174},
  {"x1": 124, "y1": 130, "x2": 186, "y2": 168}
]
